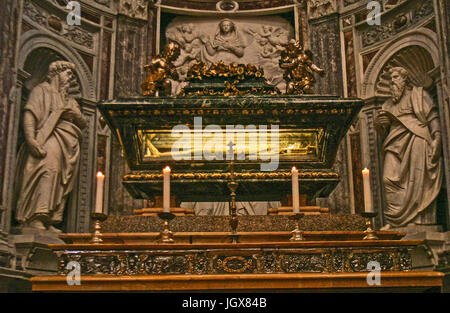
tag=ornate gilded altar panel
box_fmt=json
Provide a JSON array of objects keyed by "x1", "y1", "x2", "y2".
[
  {"x1": 139, "y1": 129, "x2": 324, "y2": 163},
  {"x1": 55, "y1": 243, "x2": 414, "y2": 276},
  {"x1": 99, "y1": 95, "x2": 362, "y2": 201}
]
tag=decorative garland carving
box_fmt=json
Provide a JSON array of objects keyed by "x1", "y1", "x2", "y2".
[
  {"x1": 63, "y1": 26, "x2": 94, "y2": 48},
  {"x1": 360, "y1": 0, "x2": 434, "y2": 48},
  {"x1": 56, "y1": 247, "x2": 413, "y2": 276},
  {"x1": 23, "y1": 0, "x2": 95, "y2": 49},
  {"x1": 23, "y1": 0, "x2": 47, "y2": 26}
]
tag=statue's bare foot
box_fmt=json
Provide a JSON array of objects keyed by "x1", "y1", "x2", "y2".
[
  {"x1": 380, "y1": 224, "x2": 391, "y2": 231},
  {"x1": 47, "y1": 225, "x2": 62, "y2": 233},
  {"x1": 27, "y1": 219, "x2": 46, "y2": 230}
]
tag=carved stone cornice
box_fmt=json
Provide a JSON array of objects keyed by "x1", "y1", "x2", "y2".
[
  {"x1": 362, "y1": 96, "x2": 388, "y2": 109},
  {"x1": 160, "y1": 0, "x2": 294, "y2": 11}
]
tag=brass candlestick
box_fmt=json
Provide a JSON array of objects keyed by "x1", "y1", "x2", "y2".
[
  {"x1": 158, "y1": 212, "x2": 176, "y2": 243},
  {"x1": 289, "y1": 213, "x2": 305, "y2": 241},
  {"x1": 361, "y1": 212, "x2": 379, "y2": 240},
  {"x1": 90, "y1": 212, "x2": 107, "y2": 244},
  {"x1": 228, "y1": 179, "x2": 239, "y2": 244},
  {"x1": 227, "y1": 141, "x2": 239, "y2": 244}
]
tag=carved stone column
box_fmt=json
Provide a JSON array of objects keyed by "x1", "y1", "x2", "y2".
[
  {"x1": 308, "y1": 7, "x2": 348, "y2": 212},
  {"x1": 0, "y1": 0, "x2": 22, "y2": 269},
  {"x1": 308, "y1": 7, "x2": 343, "y2": 96},
  {"x1": 433, "y1": 0, "x2": 450, "y2": 228},
  {"x1": 109, "y1": 0, "x2": 154, "y2": 214},
  {"x1": 0, "y1": 0, "x2": 32, "y2": 292}
]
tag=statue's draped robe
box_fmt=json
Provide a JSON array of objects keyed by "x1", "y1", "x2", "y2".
[
  {"x1": 14, "y1": 82, "x2": 82, "y2": 224},
  {"x1": 382, "y1": 87, "x2": 442, "y2": 227}
]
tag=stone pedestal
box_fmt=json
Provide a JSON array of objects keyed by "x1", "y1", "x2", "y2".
[
  {"x1": 0, "y1": 232, "x2": 31, "y2": 292},
  {"x1": 391, "y1": 224, "x2": 450, "y2": 292},
  {"x1": 0, "y1": 233, "x2": 13, "y2": 268},
  {"x1": 11, "y1": 228, "x2": 64, "y2": 276},
  {"x1": 0, "y1": 267, "x2": 32, "y2": 292}
]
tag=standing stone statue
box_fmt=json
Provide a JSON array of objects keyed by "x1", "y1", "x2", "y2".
[
  {"x1": 14, "y1": 61, "x2": 87, "y2": 233},
  {"x1": 375, "y1": 67, "x2": 443, "y2": 230}
]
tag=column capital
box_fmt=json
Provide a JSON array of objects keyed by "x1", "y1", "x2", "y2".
[{"x1": 118, "y1": 0, "x2": 150, "y2": 20}]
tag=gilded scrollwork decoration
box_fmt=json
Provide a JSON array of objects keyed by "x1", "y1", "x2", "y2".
[{"x1": 56, "y1": 247, "x2": 413, "y2": 276}]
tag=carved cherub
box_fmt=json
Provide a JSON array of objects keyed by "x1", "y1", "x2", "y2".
[
  {"x1": 142, "y1": 42, "x2": 181, "y2": 96},
  {"x1": 166, "y1": 24, "x2": 207, "y2": 76},
  {"x1": 279, "y1": 40, "x2": 325, "y2": 94}
]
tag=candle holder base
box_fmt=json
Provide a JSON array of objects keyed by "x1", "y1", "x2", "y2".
[
  {"x1": 228, "y1": 172, "x2": 239, "y2": 244},
  {"x1": 90, "y1": 213, "x2": 107, "y2": 244},
  {"x1": 229, "y1": 214, "x2": 239, "y2": 244},
  {"x1": 158, "y1": 212, "x2": 176, "y2": 243},
  {"x1": 361, "y1": 212, "x2": 379, "y2": 240},
  {"x1": 229, "y1": 234, "x2": 239, "y2": 244},
  {"x1": 289, "y1": 213, "x2": 305, "y2": 241}
]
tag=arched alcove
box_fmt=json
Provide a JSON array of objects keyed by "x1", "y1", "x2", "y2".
[
  {"x1": 8, "y1": 32, "x2": 98, "y2": 233},
  {"x1": 16, "y1": 47, "x2": 84, "y2": 153},
  {"x1": 22, "y1": 47, "x2": 82, "y2": 97},
  {"x1": 357, "y1": 28, "x2": 447, "y2": 229},
  {"x1": 375, "y1": 45, "x2": 435, "y2": 96},
  {"x1": 362, "y1": 29, "x2": 439, "y2": 99},
  {"x1": 19, "y1": 30, "x2": 95, "y2": 100}
]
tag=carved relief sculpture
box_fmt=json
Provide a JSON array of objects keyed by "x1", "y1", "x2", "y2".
[
  {"x1": 204, "y1": 19, "x2": 246, "y2": 59},
  {"x1": 14, "y1": 61, "x2": 87, "y2": 232},
  {"x1": 167, "y1": 23, "x2": 208, "y2": 77},
  {"x1": 375, "y1": 67, "x2": 443, "y2": 229},
  {"x1": 165, "y1": 17, "x2": 294, "y2": 93},
  {"x1": 142, "y1": 42, "x2": 181, "y2": 96},
  {"x1": 279, "y1": 39, "x2": 325, "y2": 94}
]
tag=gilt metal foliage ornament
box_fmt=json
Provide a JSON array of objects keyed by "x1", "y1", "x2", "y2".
[{"x1": 183, "y1": 61, "x2": 278, "y2": 96}]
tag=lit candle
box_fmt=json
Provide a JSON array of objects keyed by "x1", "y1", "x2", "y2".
[
  {"x1": 163, "y1": 166, "x2": 171, "y2": 212},
  {"x1": 95, "y1": 172, "x2": 105, "y2": 213},
  {"x1": 362, "y1": 168, "x2": 374, "y2": 213},
  {"x1": 292, "y1": 167, "x2": 300, "y2": 213}
]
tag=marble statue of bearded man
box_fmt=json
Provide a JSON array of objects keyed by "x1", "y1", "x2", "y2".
[
  {"x1": 375, "y1": 67, "x2": 443, "y2": 230},
  {"x1": 14, "y1": 61, "x2": 87, "y2": 233}
]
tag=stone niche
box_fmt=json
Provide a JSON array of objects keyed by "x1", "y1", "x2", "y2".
[{"x1": 163, "y1": 15, "x2": 295, "y2": 93}]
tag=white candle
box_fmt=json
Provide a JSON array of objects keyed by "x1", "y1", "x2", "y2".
[
  {"x1": 163, "y1": 166, "x2": 171, "y2": 212},
  {"x1": 95, "y1": 172, "x2": 105, "y2": 213},
  {"x1": 292, "y1": 167, "x2": 300, "y2": 213},
  {"x1": 362, "y1": 168, "x2": 374, "y2": 213}
]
